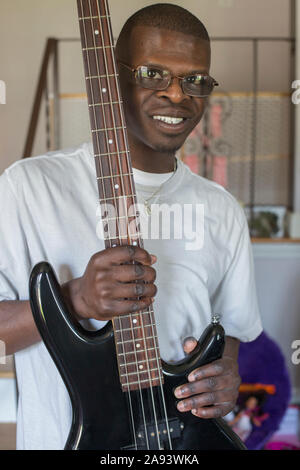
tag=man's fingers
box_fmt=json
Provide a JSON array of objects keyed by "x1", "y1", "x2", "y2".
[
  {"x1": 104, "y1": 281, "x2": 157, "y2": 300},
  {"x1": 92, "y1": 246, "x2": 156, "y2": 267},
  {"x1": 176, "y1": 389, "x2": 235, "y2": 413},
  {"x1": 97, "y1": 297, "x2": 153, "y2": 318},
  {"x1": 187, "y1": 359, "x2": 225, "y2": 382},
  {"x1": 191, "y1": 403, "x2": 234, "y2": 419},
  {"x1": 110, "y1": 264, "x2": 157, "y2": 283},
  {"x1": 174, "y1": 374, "x2": 238, "y2": 399}
]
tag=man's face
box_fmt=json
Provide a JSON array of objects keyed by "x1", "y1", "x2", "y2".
[{"x1": 117, "y1": 26, "x2": 211, "y2": 155}]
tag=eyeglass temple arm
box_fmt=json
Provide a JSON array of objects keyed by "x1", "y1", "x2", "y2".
[{"x1": 117, "y1": 61, "x2": 136, "y2": 73}]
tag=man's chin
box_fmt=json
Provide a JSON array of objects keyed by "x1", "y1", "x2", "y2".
[
  {"x1": 151, "y1": 143, "x2": 182, "y2": 155},
  {"x1": 147, "y1": 136, "x2": 186, "y2": 155}
]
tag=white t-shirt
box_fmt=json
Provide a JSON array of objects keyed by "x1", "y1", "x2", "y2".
[{"x1": 0, "y1": 142, "x2": 262, "y2": 450}]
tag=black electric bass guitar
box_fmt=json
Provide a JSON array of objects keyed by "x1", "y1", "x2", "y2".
[{"x1": 29, "y1": 0, "x2": 245, "y2": 450}]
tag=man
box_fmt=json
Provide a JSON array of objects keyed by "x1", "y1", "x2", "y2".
[{"x1": 0, "y1": 4, "x2": 262, "y2": 449}]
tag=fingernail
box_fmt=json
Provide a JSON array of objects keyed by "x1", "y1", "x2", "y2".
[
  {"x1": 177, "y1": 402, "x2": 185, "y2": 411},
  {"x1": 184, "y1": 336, "x2": 197, "y2": 344},
  {"x1": 174, "y1": 387, "x2": 182, "y2": 398},
  {"x1": 150, "y1": 255, "x2": 157, "y2": 264}
]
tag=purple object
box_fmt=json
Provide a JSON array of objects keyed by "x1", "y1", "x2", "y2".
[{"x1": 238, "y1": 331, "x2": 292, "y2": 450}]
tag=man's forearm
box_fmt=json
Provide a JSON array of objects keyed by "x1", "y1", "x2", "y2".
[{"x1": 0, "y1": 301, "x2": 40, "y2": 355}]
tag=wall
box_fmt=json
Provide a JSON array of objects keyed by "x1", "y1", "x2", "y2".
[{"x1": 0, "y1": 0, "x2": 291, "y2": 174}]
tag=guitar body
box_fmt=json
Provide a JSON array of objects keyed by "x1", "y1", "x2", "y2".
[{"x1": 30, "y1": 262, "x2": 245, "y2": 450}]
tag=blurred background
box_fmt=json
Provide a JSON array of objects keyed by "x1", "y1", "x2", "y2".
[{"x1": 0, "y1": 0, "x2": 300, "y2": 450}]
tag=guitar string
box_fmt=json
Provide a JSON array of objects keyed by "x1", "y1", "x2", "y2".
[
  {"x1": 80, "y1": 0, "x2": 138, "y2": 449},
  {"x1": 86, "y1": 0, "x2": 141, "y2": 450},
  {"x1": 103, "y1": 0, "x2": 172, "y2": 450},
  {"x1": 104, "y1": 0, "x2": 173, "y2": 450},
  {"x1": 93, "y1": 0, "x2": 152, "y2": 450},
  {"x1": 96, "y1": 0, "x2": 154, "y2": 450},
  {"x1": 89, "y1": 0, "x2": 148, "y2": 449},
  {"x1": 101, "y1": 0, "x2": 163, "y2": 450}
]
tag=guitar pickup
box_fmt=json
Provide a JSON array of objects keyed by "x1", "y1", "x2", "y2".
[{"x1": 136, "y1": 418, "x2": 183, "y2": 449}]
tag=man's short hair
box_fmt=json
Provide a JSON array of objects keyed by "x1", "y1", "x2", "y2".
[{"x1": 116, "y1": 3, "x2": 210, "y2": 51}]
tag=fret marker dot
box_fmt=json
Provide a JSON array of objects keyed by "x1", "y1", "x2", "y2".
[
  {"x1": 136, "y1": 343, "x2": 141, "y2": 348},
  {"x1": 133, "y1": 319, "x2": 137, "y2": 324},
  {"x1": 139, "y1": 365, "x2": 144, "y2": 370},
  {"x1": 114, "y1": 184, "x2": 119, "y2": 189},
  {"x1": 102, "y1": 88, "x2": 107, "y2": 93},
  {"x1": 132, "y1": 241, "x2": 138, "y2": 246},
  {"x1": 109, "y1": 139, "x2": 113, "y2": 144},
  {"x1": 95, "y1": 30, "x2": 99, "y2": 35}
]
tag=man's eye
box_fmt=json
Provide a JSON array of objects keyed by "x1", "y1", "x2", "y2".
[
  {"x1": 147, "y1": 69, "x2": 162, "y2": 79},
  {"x1": 185, "y1": 75, "x2": 205, "y2": 85}
]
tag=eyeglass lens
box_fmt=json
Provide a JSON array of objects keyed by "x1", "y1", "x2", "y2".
[{"x1": 136, "y1": 66, "x2": 217, "y2": 97}]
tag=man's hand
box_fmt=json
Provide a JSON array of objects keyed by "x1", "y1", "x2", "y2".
[
  {"x1": 62, "y1": 245, "x2": 157, "y2": 321},
  {"x1": 174, "y1": 336, "x2": 241, "y2": 419}
]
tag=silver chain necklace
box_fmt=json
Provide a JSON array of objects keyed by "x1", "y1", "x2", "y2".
[{"x1": 143, "y1": 159, "x2": 177, "y2": 215}]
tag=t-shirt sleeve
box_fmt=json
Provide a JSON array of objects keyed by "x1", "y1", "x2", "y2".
[
  {"x1": 211, "y1": 217, "x2": 263, "y2": 343},
  {"x1": 0, "y1": 171, "x2": 29, "y2": 302}
]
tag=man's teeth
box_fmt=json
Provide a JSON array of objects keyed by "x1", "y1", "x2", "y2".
[{"x1": 153, "y1": 115, "x2": 184, "y2": 125}]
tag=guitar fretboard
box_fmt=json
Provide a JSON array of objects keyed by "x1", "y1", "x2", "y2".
[{"x1": 77, "y1": 0, "x2": 163, "y2": 392}]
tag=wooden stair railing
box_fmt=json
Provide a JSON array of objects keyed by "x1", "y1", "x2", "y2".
[{"x1": 23, "y1": 38, "x2": 59, "y2": 159}]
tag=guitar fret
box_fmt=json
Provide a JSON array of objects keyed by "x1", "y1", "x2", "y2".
[
  {"x1": 119, "y1": 358, "x2": 159, "y2": 368},
  {"x1": 114, "y1": 325, "x2": 156, "y2": 334},
  {"x1": 79, "y1": 15, "x2": 110, "y2": 20},
  {"x1": 91, "y1": 126, "x2": 125, "y2": 133},
  {"x1": 116, "y1": 336, "x2": 158, "y2": 345},
  {"x1": 99, "y1": 195, "x2": 136, "y2": 202},
  {"x1": 89, "y1": 101, "x2": 123, "y2": 107},
  {"x1": 121, "y1": 311, "x2": 154, "y2": 317},
  {"x1": 86, "y1": 74, "x2": 119, "y2": 79},
  {"x1": 118, "y1": 346, "x2": 159, "y2": 356},
  {"x1": 97, "y1": 173, "x2": 133, "y2": 180},
  {"x1": 122, "y1": 377, "x2": 162, "y2": 387},
  {"x1": 105, "y1": 234, "x2": 142, "y2": 241},
  {"x1": 94, "y1": 151, "x2": 129, "y2": 157},
  {"x1": 119, "y1": 368, "x2": 161, "y2": 378},
  {"x1": 83, "y1": 45, "x2": 114, "y2": 51},
  {"x1": 102, "y1": 215, "x2": 136, "y2": 222}
]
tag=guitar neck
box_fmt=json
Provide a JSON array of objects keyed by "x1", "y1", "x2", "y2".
[{"x1": 77, "y1": 0, "x2": 163, "y2": 392}]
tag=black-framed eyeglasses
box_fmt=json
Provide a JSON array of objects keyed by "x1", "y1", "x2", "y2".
[{"x1": 118, "y1": 62, "x2": 219, "y2": 98}]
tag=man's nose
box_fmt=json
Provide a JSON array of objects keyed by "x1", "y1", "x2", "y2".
[{"x1": 156, "y1": 77, "x2": 189, "y2": 104}]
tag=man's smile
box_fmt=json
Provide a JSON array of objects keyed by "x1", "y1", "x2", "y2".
[
  {"x1": 150, "y1": 114, "x2": 189, "y2": 133},
  {"x1": 153, "y1": 115, "x2": 184, "y2": 125}
]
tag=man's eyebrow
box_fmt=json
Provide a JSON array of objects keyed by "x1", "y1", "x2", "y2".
[
  {"x1": 139, "y1": 63, "x2": 209, "y2": 75},
  {"x1": 182, "y1": 69, "x2": 210, "y2": 76}
]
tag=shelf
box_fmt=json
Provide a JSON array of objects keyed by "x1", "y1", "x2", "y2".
[
  {"x1": 252, "y1": 238, "x2": 300, "y2": 244},
  {"x1": 0, "y1": 372, "x2": 14, "y2": 379}
]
